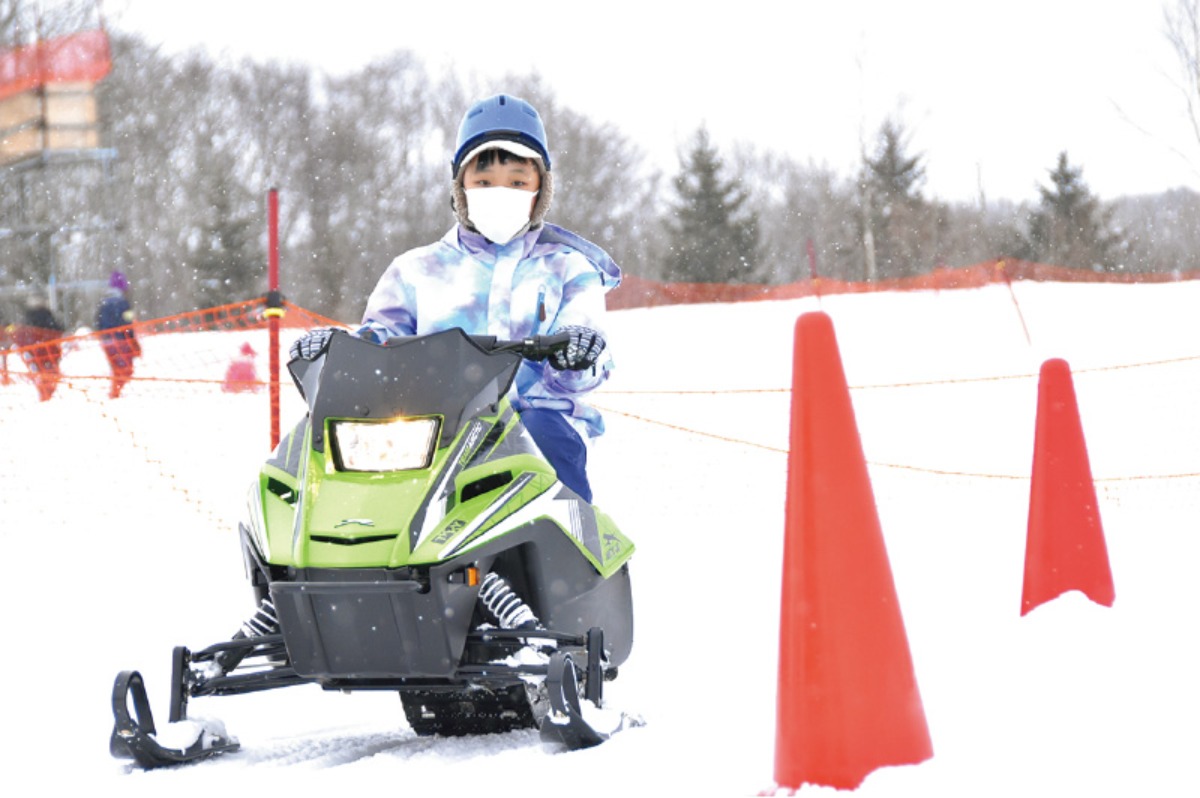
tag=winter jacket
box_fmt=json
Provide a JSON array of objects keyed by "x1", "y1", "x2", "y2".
[
  {"x1": 360, "y1": 223, "x2": 622, "y2": 439},
  {"x1": 96, "y1": 290, "x2": 141, "y2": 359},
  {"x1": 23, "y1": 307, "x2": 63, "y2": 333},
  {"x1": 97, "y1": 290, "x2": 134, "y2": 333}
]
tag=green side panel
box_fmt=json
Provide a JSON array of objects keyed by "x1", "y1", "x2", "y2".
[
  {"x1": 261, "y1": 461, "x2": 298, "y2": 486},
  {"x1": 259, "y1": 462, "x2": 299, "y2": 566},
  {"x1": 439, "y1": 500, "x2": 634, "y2": 579},
  {"x1": 408, "y1": 455, "x2": 557, "y2": 565},
  {"x1": 412, "y1": 452, "x2": 635, "y2": 580},
  {"x1": 593, "y1": 506, "x2": 636, "y2": 578}
]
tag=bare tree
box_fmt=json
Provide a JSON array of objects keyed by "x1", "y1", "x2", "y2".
[
  {"x1": 1112, "y1": 189, "x2": 1200, "y2": 273},
  {"x1": 937, "y1": 198, "x2": 1027, "y2": 267},
  {"x1": 736, "y1": 148, "x2": 863, "y2": 283},
  {"x1": 305, "y1": 53, "x2": 461, "y2": 320},
  {"x1": 0, "y1": 0, "x2": 98, "y2": 46},
  {"x1": 1166, "y1": 0, "x2": 1200, "y2": 149},
  {"x1": 0, "y1": 0, "x2": 20, "y2": 42}
]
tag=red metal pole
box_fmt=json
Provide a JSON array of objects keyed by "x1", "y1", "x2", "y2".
[{"x1": 266, "y1": 188, "x2": 282, "y2": 450}]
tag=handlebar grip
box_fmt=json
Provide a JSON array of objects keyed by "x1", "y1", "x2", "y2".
[
  {"x1": 485, "y1": 332, "x2": 571, "y2": 360},
  {"x1": 523, "y1": 332, "x2": 571, "y2": 360}
]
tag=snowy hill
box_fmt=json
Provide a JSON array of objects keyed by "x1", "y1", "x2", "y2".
[{"x1": 2, "y1": 281, "x2": 1198, "y2": 796}]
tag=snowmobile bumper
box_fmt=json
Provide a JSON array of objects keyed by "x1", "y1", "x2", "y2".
[{"x1": 270, "y1": 576, "x2": 471, "y2": 679}]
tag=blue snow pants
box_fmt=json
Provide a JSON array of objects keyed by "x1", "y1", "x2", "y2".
[{"x1": 520, "y1": 408, "x2": 592, "y2": 503}]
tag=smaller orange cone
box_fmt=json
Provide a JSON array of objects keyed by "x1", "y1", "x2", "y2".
[
  {"x1": 1021, "y1": 358, "x2": 1114, "y2": 615},
  {"x1": 774, "y1": 311, "x2": 932, "y2": 791}
]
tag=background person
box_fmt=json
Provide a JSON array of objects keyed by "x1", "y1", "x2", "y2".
[
  {"x1": 222, "y1": 341, "x2": 260, "y2": 393},
  {"x1": 96, "y1": 270, "x2": 141, "y2": 399},
  {"x1": 15, "y1": 295, "x2": 65, "y2": 401}
]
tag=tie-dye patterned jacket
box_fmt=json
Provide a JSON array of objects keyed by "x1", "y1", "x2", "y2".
[{"x1": 359, "y1": 223, "x2": 622, "y2": 439}]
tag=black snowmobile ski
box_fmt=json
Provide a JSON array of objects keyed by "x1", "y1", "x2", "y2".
[
  {"x1": 539, "y1": 628, "x2": 612, "y2": 749},
  {"x1": 110, "y1": 670, "x2": 239, "y2": 769}
]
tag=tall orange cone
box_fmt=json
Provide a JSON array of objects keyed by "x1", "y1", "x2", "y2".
[
  {"x1": 774, "y1": 311, "x2": 932, "y2": 791},
  {"x1": 1021, "y1": 358, "x2": 1114, "y2": 615}
]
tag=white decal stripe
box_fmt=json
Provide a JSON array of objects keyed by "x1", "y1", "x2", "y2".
[
  {"x1": 442, "y1": 479, "x2": 571, "y2": 557},
  {"x1": 413, "y1": 421, "x2": 486, "y2": 549},
  {"x1": 569, "y1": 501, "x2": 585, "y2": 544},
  {"x1": 442, "y1": 473, "x2": 537, "y2": 556}
]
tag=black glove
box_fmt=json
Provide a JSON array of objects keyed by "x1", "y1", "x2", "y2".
[
  {"x1": 289, "y1": 328, "x2": 334, "y2": 361},
  {"x1": 550, "y1": 325, "x2": 606, "y2": 371}
]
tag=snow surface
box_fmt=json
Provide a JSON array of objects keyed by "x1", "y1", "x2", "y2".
[{"x1": 2, "y1": 281, "x2": 1199, "y2": 796}]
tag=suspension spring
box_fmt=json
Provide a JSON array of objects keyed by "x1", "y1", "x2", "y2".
[
  {"x1": 239, "y1": 597, "x2": 279, "y2": 637},
  {"x1": 478, "y1": 572, "x2": 539, "y2": 629}
]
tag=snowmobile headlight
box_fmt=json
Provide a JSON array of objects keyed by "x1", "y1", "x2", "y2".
[{"x1": 329, "y1": 417, "x2": 440, "y2": 472}]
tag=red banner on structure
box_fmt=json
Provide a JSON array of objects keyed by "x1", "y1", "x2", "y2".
[{"x1": 0, "y1": 29, "x2": 112, "y2": 101}]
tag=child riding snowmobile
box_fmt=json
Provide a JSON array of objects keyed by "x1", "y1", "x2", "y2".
[{"x1": 110, "y1": 328, "x2": 637, "y2": 768}]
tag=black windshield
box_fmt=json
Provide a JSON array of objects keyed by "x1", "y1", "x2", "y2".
[{"x1": 290, "y1": 329, "x2": 521, "y2": 451}]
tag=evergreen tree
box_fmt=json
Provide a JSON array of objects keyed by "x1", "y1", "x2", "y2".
[
  {"x1": 860, "y1": 118, "x2": 936, "y2": 279},
  {"x1": 187, "y1": 147, "x2": 259, "y2": 309},
  {"x1": 1024, "y1": 151, "x2": 1122, "y2": 270},
  {"x1": 865, "y1": 119, "x2": 925, "y2": 200},
  {"x1": 663, "y1": 127, "x2": 757, "y2": 283},
  {"x1": 190, "y1": 194, "x2": 258, "y2": 308}
]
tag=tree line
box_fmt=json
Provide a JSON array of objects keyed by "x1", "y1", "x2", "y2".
[{"x1": 4, "y1": 8, "x2": 1200, "y2": 327}]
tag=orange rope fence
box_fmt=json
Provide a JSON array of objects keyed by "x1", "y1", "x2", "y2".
[
  {"x1": 4, "y1": 292, "x2": 1197, "y2": 488},
  {"x1": 593, "y1": 350, "x2": 1200, "y2": 483}
]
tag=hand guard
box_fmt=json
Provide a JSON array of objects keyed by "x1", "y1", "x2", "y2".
[
  {"x1": 550, "y1": 325, "x2": 606, "y2": 371},
  {"x1": 289, "y1": 328, "x2": 334, "y2": 361}
]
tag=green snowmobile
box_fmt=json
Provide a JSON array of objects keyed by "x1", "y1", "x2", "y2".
[{"x1": 110, "y1": 328, "x2": 636, "y2": 768}]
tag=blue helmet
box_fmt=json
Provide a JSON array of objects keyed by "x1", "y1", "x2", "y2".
[{"x1": 452, "y1": 94, "x2": 551, "y2": 177}]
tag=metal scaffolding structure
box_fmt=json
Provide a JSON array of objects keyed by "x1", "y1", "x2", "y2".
[{"x1": 0, "y1": 28, "x2": 115, "y2": 328}]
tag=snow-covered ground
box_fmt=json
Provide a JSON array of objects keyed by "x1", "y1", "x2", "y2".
[{"x1": 2, "y1": 280, "x2": 1198, "y2": 796}]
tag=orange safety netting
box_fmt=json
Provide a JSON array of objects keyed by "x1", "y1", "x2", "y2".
[
  {"x1": 3, "y1": 261, "x2": 1193, "y2": 402},
  {"x1": 1, "y1": 297, "x2": 343, "y2": 403},
  {"x1": 0, "y1": 29, "x2": 112, "y2": 101},
  {"x1": 606, "y1": 259, "x2": 1198, "y2": 310}
]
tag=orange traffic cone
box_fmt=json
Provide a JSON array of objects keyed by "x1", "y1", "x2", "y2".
[
  {"x1": 774, "y1": 311, "x2": 932, "y2": 792},
  {"x1": 1021, "y1": 358, "x2": 1114, "y2": 615}
]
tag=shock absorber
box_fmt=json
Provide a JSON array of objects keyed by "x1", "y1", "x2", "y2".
[
  {"x1": 216, "y1": 598, "x2": 282, "y2": 672},
  {"x1": 239, "y1": 597, "x2": 279, "y2": 637},
  {"x1": 478, "y1": 572, "x2": 540, "y2": 629}
]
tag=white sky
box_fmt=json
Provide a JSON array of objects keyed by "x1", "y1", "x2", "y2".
[{"x1": 104, "y1": 0, "x2": 1200, "y2": 204}]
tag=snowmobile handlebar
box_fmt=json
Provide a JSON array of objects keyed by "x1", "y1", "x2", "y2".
[{"x1": 477, "y1": 332, "x2": 572, "y2": 362}]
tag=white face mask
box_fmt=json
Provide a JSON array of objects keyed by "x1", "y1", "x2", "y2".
[{"x1": 465, "y1": 187, "x2": 537, "y2": 245}]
